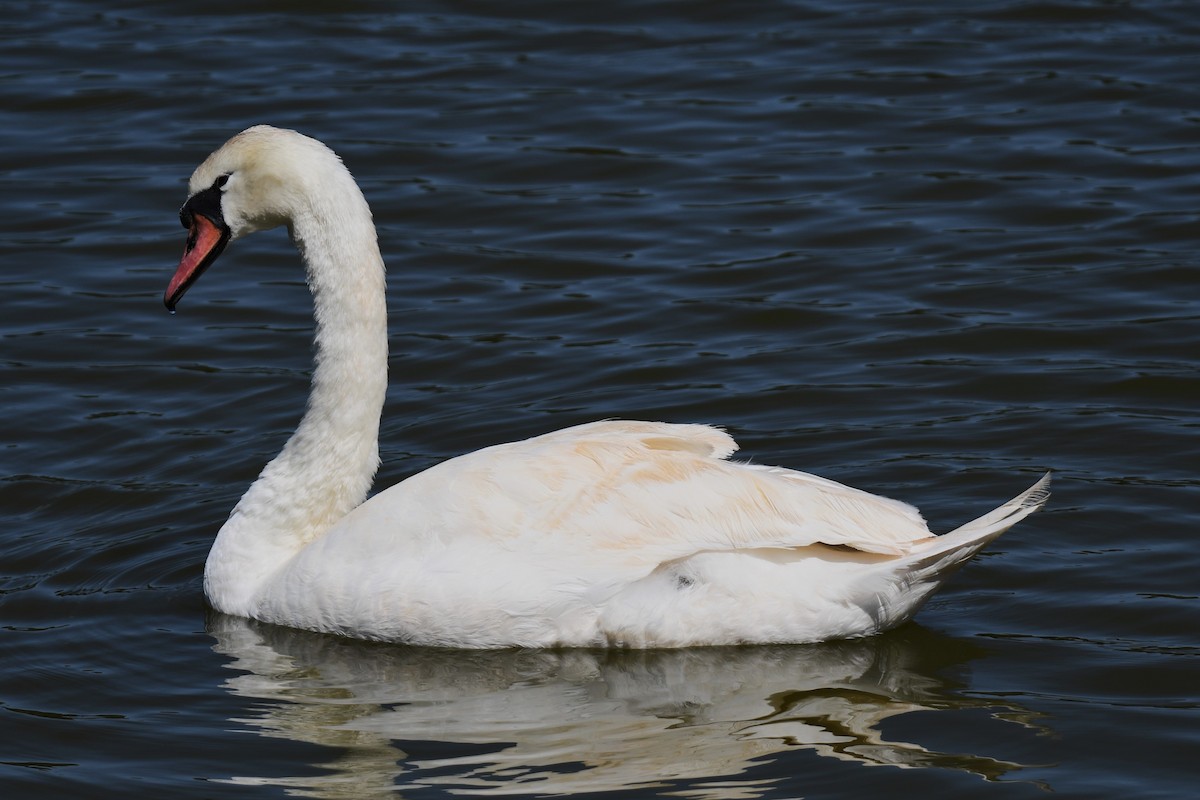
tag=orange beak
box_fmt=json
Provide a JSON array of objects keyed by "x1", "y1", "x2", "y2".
[{"x1": 165, "y1": 209, "x2": 229, "y2": 311}]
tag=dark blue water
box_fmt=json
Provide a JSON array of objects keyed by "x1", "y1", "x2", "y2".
[{"x1": 2, "y1": 1, "x2": 1196, "y2": 797}]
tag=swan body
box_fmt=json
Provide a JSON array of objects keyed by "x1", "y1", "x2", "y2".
[{"x1": 167, "y1": 125, "x2": 1049, "y2": 648}]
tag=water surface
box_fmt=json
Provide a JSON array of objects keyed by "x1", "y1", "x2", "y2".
[{"x1": 2, "y1": 1, "x2": 1197, "y2": 797}]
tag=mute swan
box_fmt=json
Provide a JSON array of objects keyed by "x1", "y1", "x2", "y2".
[{"x1": 166, "y1": 125, "x2": 1049, "y2": 648}]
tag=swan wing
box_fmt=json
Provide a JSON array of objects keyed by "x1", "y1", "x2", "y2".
[{"x1": 345, "y1": 420, "x2": 930, "y2": 574}]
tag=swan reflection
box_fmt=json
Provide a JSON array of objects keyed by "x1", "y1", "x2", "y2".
[{"x1": 208, "y1": 615, "x2": 1043, "y2": 798}]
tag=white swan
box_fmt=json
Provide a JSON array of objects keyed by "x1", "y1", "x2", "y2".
[{"x1": 166, "y1": 125, "x2": 1049, "y2": 648}]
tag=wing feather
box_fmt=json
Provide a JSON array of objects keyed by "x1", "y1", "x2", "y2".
[{"x1": 359, "y1": 421, "x2": 931, "y2": 569}]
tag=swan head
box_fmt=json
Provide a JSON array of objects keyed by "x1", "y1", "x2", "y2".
[{"x1": 165, "y1": 125, "x2": 346, "y2": 310}]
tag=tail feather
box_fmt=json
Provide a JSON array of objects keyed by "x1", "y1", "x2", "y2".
[
  {"x1": 850, "y1": 473, "x2": 1051, "y2": 635},
  {"x1": 907, "y1": 471, "x2": 1051, "y2": 572}
]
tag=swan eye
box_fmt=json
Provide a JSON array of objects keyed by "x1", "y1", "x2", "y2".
[{"x1": 215, "y1": 174, "x2": 231, "y2": 189}]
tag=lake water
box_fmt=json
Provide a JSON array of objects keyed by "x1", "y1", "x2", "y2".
[{"x1": 2, "y1": 1, "x2": 1197, "y2": 797}]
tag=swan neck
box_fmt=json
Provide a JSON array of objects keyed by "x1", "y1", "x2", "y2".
[{"x1": 205, "y1": 169, "x2": 388, "y2": 616}]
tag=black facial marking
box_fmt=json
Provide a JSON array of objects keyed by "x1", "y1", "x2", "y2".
[{"x1": 179, "y1": 175, "x2": 229, "y2": 230}]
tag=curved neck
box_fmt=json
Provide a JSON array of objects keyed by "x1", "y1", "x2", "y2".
[{"x1": 206, "y1": 173, "x2": 388, "y2": 616}]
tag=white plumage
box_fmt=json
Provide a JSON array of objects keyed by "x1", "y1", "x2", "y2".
[{"x1": 167, "y1": 125, "x2": 1049, "y2": 648}]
